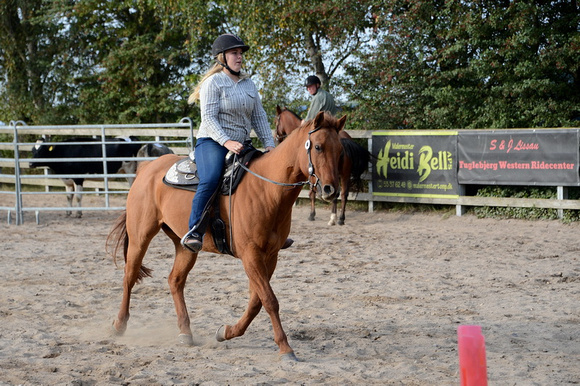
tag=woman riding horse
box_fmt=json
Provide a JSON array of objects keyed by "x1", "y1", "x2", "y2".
[
  {"x1": 181, "y1": 34, "x2": 276, "y2": 252},
  {"x1": 107, "y1": 110, "x2": 347, "y2": 361}
]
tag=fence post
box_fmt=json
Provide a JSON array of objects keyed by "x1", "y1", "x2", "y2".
[
  {"x1": 11, "y1": 120, "x2": 26, "y2": 225},
  {"x1": 100, "y1": 125, "x2": 110, "y2": 208},
  {"x1": 181, "y1": 117, "x2": 194, "y2": 152},
  {"x1": 367, "y1": 135, "x2": 374, "y2": 213},
  {"x1": 557, "y1": 186, "x2": 567, "y2": 219},
  {"x1": 456, "y1": 184, "x2": 467, "y2": 216}
]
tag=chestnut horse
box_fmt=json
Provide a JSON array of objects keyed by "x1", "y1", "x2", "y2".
[
  {"x1": 275, "y1": 105, "x2": 370, "y2": 225},
  {"x1": 107, "y1": 112, "x2": 346, "y2": 361}
]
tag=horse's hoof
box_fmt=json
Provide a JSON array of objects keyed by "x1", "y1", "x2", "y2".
[
  {"x1": 281, "y1": 238, "x2": 294, "y2": 249},
  {"x1": 110, "y1": 321, "x2": 124, "y2": 337},
  {"x1": 215, "y1": 325, "x2": 227, "y2": 342},
  {"x1": 279, "y1": 352, "x2": 299, "y2": 362},
  {"x1": 308, "y1": 216, "x2": 315, "y2": 221},
  {"x1": 178, "y1": 333, "x2": 194, "y2": 346}
]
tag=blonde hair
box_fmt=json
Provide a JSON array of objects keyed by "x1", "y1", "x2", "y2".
[{"x1": 188, "y1": 52, "x2": 249, "y2": 105}]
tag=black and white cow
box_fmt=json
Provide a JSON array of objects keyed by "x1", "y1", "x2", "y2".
[
  {"x1": 120, "y1": 143, "x2": 174, "y2": 185},
  {"x1": 30, "y1": 136, "x2": 142, "y2": 217}
]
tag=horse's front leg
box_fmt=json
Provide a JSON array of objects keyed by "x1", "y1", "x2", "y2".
[
  {"x1": 219, "y1": 254, "x2": 297, "y2": 361},
  {"x1": 328, "y1": 197, "x2": 338, "y2": 226},
  {"x1": 308, "y1": 188, "x2": 316, "y2": 221},
  {"x1": 338, "y1": 183, "x2": 348, "y2": 226},
  {"x1": 216, "y1": 290, "x2": 262, "y2": 341},
  {"x1": 167, "y1": 246, "x2": 198, "y2": 345}
]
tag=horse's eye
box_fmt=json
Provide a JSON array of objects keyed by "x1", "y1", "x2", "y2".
[{"x1": 315, "y1": 144, "x2": 322, "y2": 152}]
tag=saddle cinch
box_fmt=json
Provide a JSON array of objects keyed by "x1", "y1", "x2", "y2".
[{"x1": 163, "y1": 142, "x2": 263, "y2": 255}]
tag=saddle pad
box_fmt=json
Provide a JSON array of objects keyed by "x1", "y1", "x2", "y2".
[{"x1": 163, "y1": 158, "x2": 199, "y2": 189}]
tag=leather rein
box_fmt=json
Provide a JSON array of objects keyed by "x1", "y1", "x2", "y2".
[{"x1": 237, "y1": 126, "x2": 323, "y2": 189}]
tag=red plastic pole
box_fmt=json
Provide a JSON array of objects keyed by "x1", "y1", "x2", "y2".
[{"x1": 458, "y1": 325, "x2": 488, "y2": 386}]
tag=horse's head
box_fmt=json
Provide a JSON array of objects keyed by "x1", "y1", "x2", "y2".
[
  {"x1": 274, "y1": 105, "x2": 302, "y2": 145},
  {"x1": 298, "y1": 111, "x2": 346, "y2": 202}
]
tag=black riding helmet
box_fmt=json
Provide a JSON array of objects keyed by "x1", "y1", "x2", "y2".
[
  {"x1": 212, "y1": 34, "x2": 249, "y2": 77},
  {"x1": 304, "y1": 75, "x2": 321, "y2": 87},
  {"x1": 212, "y1": 34, "x2": 250, "y2": 57}
]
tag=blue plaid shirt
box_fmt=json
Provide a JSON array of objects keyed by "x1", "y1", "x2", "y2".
[{"x1": 197, "y1": 72, "x2": 275, "y2": 148}]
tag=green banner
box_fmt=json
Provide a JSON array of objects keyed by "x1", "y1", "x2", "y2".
[{"x1": 372, "y1": 131, "x2": 459, "y2": 197}]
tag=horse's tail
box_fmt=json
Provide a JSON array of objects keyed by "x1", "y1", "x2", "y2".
[
  {"x1": 106, "y1": 211, "x2": 153, "y2": 282},
  {"x1": 341, "y1": 138, "x2": 372, "y2": 192}
]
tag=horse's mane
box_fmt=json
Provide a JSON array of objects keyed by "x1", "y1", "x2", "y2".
[
  {"x1": 281, "y1": 107, "x2": 302, "y2": 121},
  {"x1": 307, "y1": 111, "x2": 340, "y2": 128}
]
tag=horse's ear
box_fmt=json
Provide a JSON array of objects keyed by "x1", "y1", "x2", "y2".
[
  {"x1": 276, "y1": 105, "x2": 282, "y2": 114},
  {"x1": 336, "y1": 115, "x2": 347, "y2": 132},
  {"x1": 314, "y1": 111, "x2": 325, "y2": 127}
]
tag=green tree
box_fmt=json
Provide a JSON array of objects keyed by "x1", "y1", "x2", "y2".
[
  {"x1": 0, "y1": 0, "x2": 65, "y2": 124},
  {"x1": 166, "y1": 0, "x2": 378, "y2": 119},
  {"x1": 60, "y1": 0, "x2": 199, "y2": 124},
  {"x1": 225, "y1": 0, "x2": 378, "y2": 115},
  {"x1": 346, "y1": 0, "x2": 580, "y2": 130},
  {"x1": 0, "y1": 0, "x2": 213, "y2": 125}
]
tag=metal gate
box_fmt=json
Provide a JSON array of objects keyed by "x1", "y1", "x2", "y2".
[{"x1": 0, "y1": 118, "x2": 194, "y2": 224}]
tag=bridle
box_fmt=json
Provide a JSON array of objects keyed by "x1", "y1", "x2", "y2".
[
  {"x1": 228, "y1": 125, "x2": 326, "y2": 255},
  {"x1": 274, "y1": 114, "x2": 289, "y2": 143},
  {"x1": 237, "y1": 126, "x2": 324, "y2": 189}
]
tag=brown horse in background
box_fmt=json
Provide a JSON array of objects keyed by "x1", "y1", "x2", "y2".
[
  {"x1": 107, "y1": 112, "x2": 346, "y2": 361},
  {"x1": 275, "y1": 105, "x2": 370, "y2": 225}
]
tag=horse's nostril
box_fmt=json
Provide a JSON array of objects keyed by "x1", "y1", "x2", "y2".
[{"x1": 321, "y1": 185, "x2": 336, "y2": 199}]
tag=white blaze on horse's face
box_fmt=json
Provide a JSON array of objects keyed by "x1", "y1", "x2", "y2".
[{"x1": 306, "y1": 128, "x2": 341, "y2": 202}]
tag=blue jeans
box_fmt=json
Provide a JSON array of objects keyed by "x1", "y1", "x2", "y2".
[{"x1": 188, "y1": 138, "x2": 228, "y2": 230}]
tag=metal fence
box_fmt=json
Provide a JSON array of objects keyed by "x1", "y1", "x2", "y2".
[
  {"x1": 0, "y1": 118, "x2": 194, "y2": 224},
  {"x1": 3, "y1": 120, "x2": 580, "y2": 225}
]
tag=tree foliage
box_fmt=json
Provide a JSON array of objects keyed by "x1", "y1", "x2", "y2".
[
  {"x1": 345, "y1": 0, "x2": 580, "y2": 130},
  {"x1": 64, "y1": 0, "x2": 196, "y2": 123},
  {"x1": 0, "y1": 0, "x2": 63, "y2": 123},
  {"x1": 220, "y1": 0, "x2": 377, "y2": 117},
  {"x1": 0, "y1": 0, "x2": 578, "y2": 130}
]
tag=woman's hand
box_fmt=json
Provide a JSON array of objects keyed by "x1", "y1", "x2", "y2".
[{"x1": 224, "y1": 140, "x2": 244, "y2": 154}]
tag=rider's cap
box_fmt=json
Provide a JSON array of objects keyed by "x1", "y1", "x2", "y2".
[{"x1": 304, "y1": 75, "x2": 321, "y2": 87}]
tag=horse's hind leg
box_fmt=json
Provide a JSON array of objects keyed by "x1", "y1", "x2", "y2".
[
  {"x1": 337, "y1": 167, "x2": 351, "y2": 226},
  {"x1": 338, "y1": 184, "x2": 348, "y2": 226},
  {"x1": 112, "y1": 227, "x2": 157, "y2": 336},
  {"x1": 328, "y1": 171, "x2": 349, "y2": 226}
]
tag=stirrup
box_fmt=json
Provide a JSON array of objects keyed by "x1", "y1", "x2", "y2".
[{"x1": 181, "y1": 229, "x2": 203, "y2": 253}]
